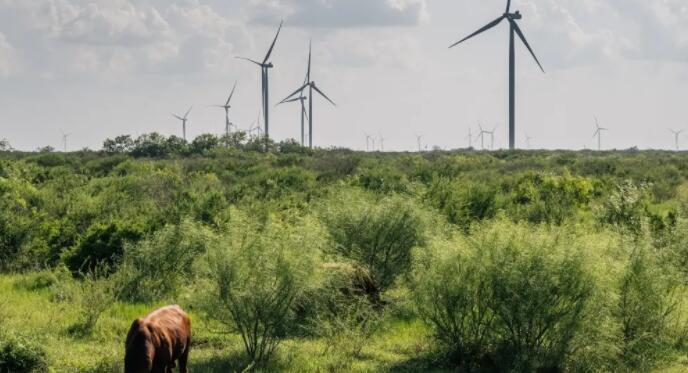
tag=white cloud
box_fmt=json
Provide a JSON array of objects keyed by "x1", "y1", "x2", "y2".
[
  {"x1": 0, "y1": 33, "x2": 19, "y2": 78},
  {"x1": 246, "y1": 0, "x2": 428, "y2": 28}
]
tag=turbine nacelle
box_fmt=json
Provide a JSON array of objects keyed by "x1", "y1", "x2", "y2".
[{"x1": 506, "y1": 11, "x2": 522, "y2": 20}]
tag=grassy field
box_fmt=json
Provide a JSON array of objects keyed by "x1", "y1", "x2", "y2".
[
  {"x1": 0, "y1": 273, "x2": 443, "y2": 372},
  {"x1": 2, "y1": 147, "x2": 688, "y2": 372}
]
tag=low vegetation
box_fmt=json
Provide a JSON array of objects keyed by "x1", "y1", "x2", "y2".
[{"x1": 1, "y1": 135, "x2": 688, "y2": 371}]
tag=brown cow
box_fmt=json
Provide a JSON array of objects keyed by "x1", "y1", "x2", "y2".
[{"x1": 124, "y1": 305, "x2": 191, "y2": 373}]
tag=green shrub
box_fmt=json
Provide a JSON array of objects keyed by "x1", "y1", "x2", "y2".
[
  {"x1": 600, "y1": 181, "x2": 649, "y2": 233},
  {"x1": 62, "y1": 221, "x2": 144, "y2": 274},
  {"x1": 0, "y1": 334, "x2": 48, "y2": 373},
  {"x1": 115, "y1": 219, "x2": 214, "y2": 302},
  {"x1": 412, "y1": 239, "x2": 494, "y2": 368},
  {"x1": 202, "y1": 211, "x2": 324, "y2": 364},
  {"x1": 412, "y1": 221, "x2": 594, "y2": 371},
  {"x1": 508, "y1": 172, "x2": 593, "y2": 224},
  {"x1": 486, "y1": 228, "x2": 593, "y2": 371},
  {"x1": 426, "y1": 178, "x2": 498, "y2": 231},
  {"x1": 616, "y1": 246, "x2": 680, "y2": 369},
  {"x1": 69, "y1": 267, "x2": 120, "y2": 336},
  {"x1": 321, "y1": 193, "x2": 425, "y2": 294}
]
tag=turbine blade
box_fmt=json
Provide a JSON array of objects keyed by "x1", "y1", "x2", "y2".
[
  {"x1": 506, "y1": 0, "x2": 512, "y2": 13},
  {"x1": 303, "y1": 106, "x2": 309, "y2": 121},
  {"x1": 184, "y1": 106, "x2": 193, "y2": 119},
  {"x1": 236, "y1": 57, "x2": 263, "y2": 66},
  {"x1": 263, "y1": 20, "x2": 283, "y2": 64},
  {"x1": 279, "y1": 83, "x2": 309, "y2": 104},
  {"x1": 172, "y1": 114, "x2": 184, "y2": 121},
  {"x1": 312, "y1": 85, "x2": 336, "y2": 106},
  {"x1": 282, "y1": 97, "x2": 303, "y2": 103},
  {"x1": 510, "y1": 20, "x2": 545, "y2": 73},
  {"x1": 307, "y1": 40, "x2": 312, "y2": 83},
  {"x1": 449, "y1": 15, "x2": 505, "y2": 48},
  {"x1": 226, "y1": 81, "x2": 238, "y2": 106}
]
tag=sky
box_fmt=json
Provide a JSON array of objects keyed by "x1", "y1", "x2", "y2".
[{"x1": 0, "y1": 0, "x2": 687, "y2": 151}]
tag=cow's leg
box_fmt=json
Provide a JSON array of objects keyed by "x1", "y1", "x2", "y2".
[
  {"x1": 179, "y1": 346, "x2": 189, "y2": 373},
  {"x1": 179, "y1": 340, "x2": 191, "y2": 373}
]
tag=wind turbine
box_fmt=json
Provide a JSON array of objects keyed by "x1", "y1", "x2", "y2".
[
  {"x1": 669, "y1": 129, "x2": 683, "y2": 151},
  {"x1": 450, "y1": 0, "x2": 544, "y2": 150},
  {"x1": 415, "y1": 134, "x2": 424, "y2": 152},
  {"x1": 210, "y1": 82, "x2": 238, "y2": 138},
  {"x1": 281, "y1": 94, "x2": 308, "y2": 146},
  {"x1": 364, "y1": 132, "x2": 372, "y2": 151},
  {"x1": 466, "y1": 127, "x2": 473, "y2": 149},
  {"x1": 61, "y1": 130, "x2": 71, "y2": 153},
  {"x1": 485, "y1": 125, "x2": 498, "y2": 149},
  {"x1": 237, "y1": 20, "x2": 283, "y2": 148},
  {"x1": 280, "y1": 40, "x2": 336, "y2": 148},
  {"x1": 476, "y1": 124, "x2": 488, "y2": 150},
  {"x1": 525, "y1": 132, "x2": 533, "y2": 149},
  {"x1": 593, "y1": 116, "x2": 608, "y2": 151},
  {"x1": 172, "y1": 106, "x2": 193, "y2": 141},
  {"x1": 379, "y1": 134, "x2": 387, "y2": 152}
]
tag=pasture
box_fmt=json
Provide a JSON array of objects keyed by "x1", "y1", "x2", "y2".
[{"x1": 2, "y1": 145, "x2": 688, "y2": 372}]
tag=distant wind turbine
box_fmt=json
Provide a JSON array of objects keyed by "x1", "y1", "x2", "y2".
[
  {"x1": 485, "y1": 125, "x2": 498, "y2": 149},
  {"x1": 525, "y1": 132, "x2": 533, "y2": 149},
  {"x1": 364, "y1": 132, "x2": 372, "y2": 151},
  {"x1": 281, "y1": 94, "x2": 308, "y2": 146},
  {"x1": 61, "y1": 130, "x2": 71, "y2": 153},
  {"x1": 172, "y1": 106, "x2": 193, "y2": 141},
  {"x1": 477, "y1": 124, "x2": 488, "y2": 150},
  {"x1": 669, "y1": 129, "x2": 683, "y2": 151},
  {"x1": 450, "y1": 0, "x2": 544, "y2": 150},
  {"x1": 415, "y1": 134, "x2": 424, "y2": 152},
  {"x1": 378, "y1": 134, "x2": 387, "y2": 152},
  {"x1": 280, "y1": 40, "x2": 336, "y2": 148},
  {"x1": 593, "y1": 116, "x2": 608, "y2": 151},
  {"x1": 466, "y1": 127, "x2": 473, "y2": 148},
  {"x1": 210, "y1": 82, "x2": 238, "y2": 138},
  {"x1": 237, "y1": 20, "x2": 283, "y2": 149}
]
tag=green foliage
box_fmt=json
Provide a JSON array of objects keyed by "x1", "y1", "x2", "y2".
[
  {"x1": 115, "y1": 219, "x2": 214, "y2": 302},
  {"x1": 322, "y1": 192, "x2": 425, "y2": 293},
  {"x1": 600, "y1": 181, "x2": 650, "y2": 233},
  {"x1": 0, "y1": 334, "x2": 48, "y2": 373},
  {"x1": 507, "y1": 172, "x2": 593, "y2": 224},
  {"x1": 69, "y1": 267, "x2": 119, "y2": 336},
  {"x1": 62, "y1": 221, "x2": 144, "y2": 273},
  {"x1": 202, "y1": 211, "x2": 324, "y2": 364},
  {"x1": 413, "y1": 221, "x2": 594, "y2": 371},
  {"x1": 190, "y1": 134, "x2": 220, "y2": 155},
  {"x1": 616, "y1": 246, "x2": 680, "y2": 369},
  {"x1": 102, "y1": 135, "x2": 133, "y2": 154},
  {"x1": 427, "y1": 178, "x2": 498, "y2": 230}
]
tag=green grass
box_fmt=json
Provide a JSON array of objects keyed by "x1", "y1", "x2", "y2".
[{"x1": 0, "y1": 274, "x2": 445, "y2": 372}]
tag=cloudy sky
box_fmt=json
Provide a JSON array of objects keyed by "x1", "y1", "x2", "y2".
[{"x1": 0, "y1": 0, "x2": 687, "y2": 151}]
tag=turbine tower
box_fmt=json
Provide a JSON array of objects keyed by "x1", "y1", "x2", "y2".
[
  {"x1": 281, "y1": 94, "x2": 308, "y2": 146},
  {"x1": 237, "y1": 20, "x2": 283, "y2": 149},
  {"x1": 466, "y1": 127, "x2": 473, "y2": 149},
  {"x1": 279, "y1": 41, "x2": 336, "y2": 148},
  {"x1": 477, "y1": 124, "x2": 488, "y2": 150},
  {"x1": 669, "y1": 129, "x2": 683, "y2": 151},
  {"x1": 172, "y1": 106, "x2": 193, "y2": 141},
  {"x1": 211, "y1": 82, "x2": 238, "y2": 138},
  {"x1": 450, "y1": 0, "x2": 544, "y2": 150},
  {"x1": 525, "y1": 132, "x2": 533, "y2": 149},
  {"x1": 485, "y1": 125, "x2": 498, "y2": 149},
  {"x1": 378, "y1": 134, "x2": 387, "y2": 152},
  {"x1": 364, "y1": 132, "x2": 372, "y2": 151},
  {"x1": 415, "y1": 134, "x2": 424, "y2": 152},
  {"x1": 593, "y1": 116, "x2": 608, "y2": 151},
  {"x1": 61, "y1": 130, "x2": 71, "y2": 153}
]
